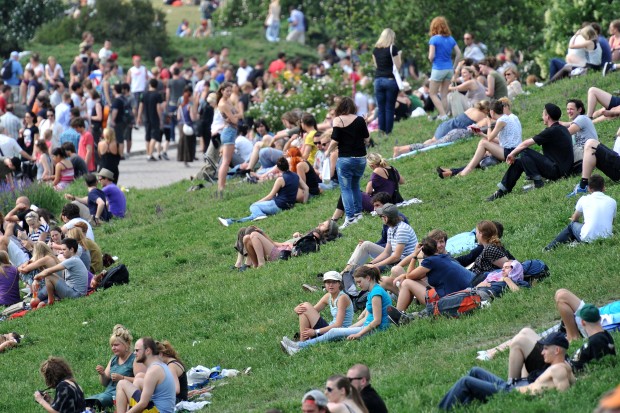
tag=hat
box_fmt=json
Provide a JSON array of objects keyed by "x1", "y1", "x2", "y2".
[
  {"x1": 323, "y1": 271, "x2": 342, "y2": 282},
  {"x1": 302, "y1": 390, "x2": 328, "y2": 408},
  {"x1": 376, "y1": 203, "x2": 399, "y2": 220},
  {"x1": 97, "y1": 168, "x2": 115, "y2": 180},
  {"x1": 544, "y1": 103, "x2": 562, "y2": 121},
  {"x1": 578, "y1": 303, "x2": 601, "y2": 323},
  {"x1": 538, "y1": 332, "x2": 569, "y2": 349},
  {"x1": 402, "y1": 81, "x2": 412, "y2": 92},
  {"x1": 10, "y1": 51, "x2": 19, "y2": 58}
]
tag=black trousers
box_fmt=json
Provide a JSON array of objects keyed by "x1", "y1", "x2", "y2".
[{"x1": 501, "y1": 149, "x2": 562, "y2": 191}]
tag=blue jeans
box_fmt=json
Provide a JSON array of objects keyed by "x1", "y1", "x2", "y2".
[
  {"x1": 337, "y1": 157, "x2": 366, "y2": 219},
  {"x1": 438, "y1": 367, "x2": 511, "y2": 410},
  {"x1": 266, "y1": 22, "x2": 280, "y2": 42},
  {"x1": 374, "y1": 77, "x2": 399, "y2": 134},
  {"x1": 298, "y1": 327, "x2": 365, "y2": 348},
  {"x1": 545, "y1": 222, "x2": 583, "y2": 250},
  {"x1": 549, "y1": 58, "x2": 566, "y2": 79},
  {"x1": 231, "y1": 199, "x2": 281, "y2": 223}
]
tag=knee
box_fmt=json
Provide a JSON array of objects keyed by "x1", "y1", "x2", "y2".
[
  {"x1": 554, "y1": 288, "x2": 570, "y2": 304},
  {"x1": 585, "y1": 139, "x2": 598, "y2": 149}
]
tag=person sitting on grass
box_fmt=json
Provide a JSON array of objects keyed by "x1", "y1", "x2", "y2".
[
  {"x1": 133, "y1": 341, "x2": 188, "y2": 404},
  {"x1": 60, "y1": 203, "x2": 95, "y2": 241},
  {"x1": 439, "y1": 332, "x2": 575, "y2": 411},
  {"x1": 301, "y1": 390, "x2": 330, "y2": 413},
  {"x1": 290, "y1": 271, "x2": 354, "y2": 343},
  {"x1": 280, "y1": 265, "x2": 392, "y2": 355},
  {"x1": 586, "y1": 87, "x2": 620, "y2": 123},
  {"x1": 0, "y1": 251, "x2": 21, "y2": 307},
  {"x1": 437, "y1": 98, "x2": 521, "y2": 178},
  {"x1": 0, "y1": 332, "x2": 20, "y2": 352},
  {"x1": 67, "y1": 226, "x2": 103, "y2": 273},
  {"x1": 64, "y1": 173, "x2": 111, "y2": 225},
  {"x1": 97, "y1": 168, "x2": 127, "y2": 219},
  {"x1": 392, "y1": 100, "x2": 491, "y2": 157},
  {"x1": 85, "y1": 324, "x2": 142, "y2": 411},
  {"x1": 347, "y1": 364, "x2": 388, "y2": 413},
  {"x1": 286, "y1": 147, "x2": 322, "y2": 200},
  {"x1": 545, "y1": 175, "x2": 616, "y2": 251},
  {"x1": 323, "y1": 375, "x2": 368, "y2": 413},
  {"x1": 34, "y1": 356, "x2": 86, "y2": 413},
  {"x1": 218, "y1": 157, "x2": 309, "y2": 226},
  {"x1": 340, "y1": 203, "x2": 417, "y2": 279},
  {"x1": 17, "y1": 242, "x2": 59, "y2": 298},
  {"x1": 31, "y1": 238, "x2": 89, "y2": 308},
  {"x1": 566, "y1": 133, "x2": 620, "y2": 197}
]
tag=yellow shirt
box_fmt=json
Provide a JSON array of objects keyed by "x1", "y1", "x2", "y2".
[{"x1": 304, "y1": 129, "x2": 318, "y2": 165}]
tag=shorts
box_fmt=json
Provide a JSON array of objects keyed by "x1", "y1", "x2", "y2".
[
  {"x1": 221, "y1": 126, "x2": 236, "y2": 145},
  {"x1": 269, "y1": 245, "x2": 291, "y2": 262},
  {"x1": 594, "y1": 143, "x2": 620, "y2": 181},
  {"x1": 114, "y1": 124, "x2": 126, "y2": 144},
  {"x1": 313, "y1": 317, "x2": 329, "y2": 329},
  {"x1": 145, "y1": 123, "x2": 162, "y2": 142},
  {"x1": 37, "y1": 276, "x2": 84, "y2": 301},
  {"x1": 430, "y1": 68, "x2": 453, "y2": 82},
  {"x1": 524, "y1": 342, "x2": 549, "y2": 376},
  {"x1": 574, "y1": 300, "x2": 588, "y2": 338},
  {"x1": 132, "y1": 92, "x2": 142, "y2": 108},
  {"x1": 123, "y1": 124, "x2": 133, "y2": 142},
  {"x1": 607, "y1": 95, "x2": 620, "y2": 110},
  {"x1": 130, "y1": 390, "x2": 159, "y2": 412}
]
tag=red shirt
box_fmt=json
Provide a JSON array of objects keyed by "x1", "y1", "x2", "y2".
[
  {"x1": 268, "y1": 59, "x2": 286, "y2": 75},
  {"x1": 78, "y1": 131, "x2": 96, "y2": 172},
  {"x1": 0, "y1": 95, "x2": 6, "y2": 114}
]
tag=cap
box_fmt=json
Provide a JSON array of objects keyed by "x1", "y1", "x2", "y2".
[
  {"x1": 302, "y1": 390, "x2": 328, "y2": 408},
  {"x1": 578, "y1": 303, "x2": 601, "y2": 323},
  {"x1": 323, "y1": 271, "x2": 342, "y2": 282},
  {"x1": 376, "y1": 203, "x2": 399, "y2": 220},
  {"x1": 544, "y1": 103, "x2": 562, "y2": 121},
  {"x1": 97, "y1": 168, "x2": 115, "y2": 180},
  {"x1": 538, "y1": 331, "x2": 569, "y2": 349}
]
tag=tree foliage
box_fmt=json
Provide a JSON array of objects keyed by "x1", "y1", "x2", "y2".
[{"x1": 0, "y1": 0, "x2": 64, "y2": 55}]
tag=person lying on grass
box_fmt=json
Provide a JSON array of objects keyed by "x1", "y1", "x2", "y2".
[
  {"x1": 0, "y1": 332, "x2": 20, "y2": 352},
  {"x1": 280, "y1": 265, "x2": 391, "y2": 355},
  {"x1": 289, "y1": 271, "x2": 354, "y2": 343},
  {"x1": 218, "y1": 156, "x2": 309, "y2": 226}
]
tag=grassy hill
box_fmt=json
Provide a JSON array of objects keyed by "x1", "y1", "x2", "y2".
[{"x1": 2, "y1": 72, "x2": 620, "y2": 412}]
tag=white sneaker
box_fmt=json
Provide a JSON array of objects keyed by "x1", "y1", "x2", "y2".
[
  {"x1": 353, "y1": 213, "x2": 363, "y2": 223},
  {"x1": 252, "y1": 215, "x2": 268, "y2": 222},
  {"x1": 217, "y1": 217, "x2": 230, "y2": 227},
  {"x1": 339, "y1": 217, "x2": 355, "y2": 230},
  {"x1": 282, "y1": 336, "x2": 299, "y2": 349},
  {"x1": 280, "y1": 340, "x2": 300, "y2": 355},
  {"x1": 437, "y1": 115, "x2": 449, "y2": 121}
]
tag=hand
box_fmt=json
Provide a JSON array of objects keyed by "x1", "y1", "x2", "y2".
[
  {"x1": 347, "y1": 333, "x2": 361, "y2": 340},
  {"x1": 301, "y1": 328, "x2": 316, "y2": 340},
  {"x1": 96, "y1": 365, "x2": 105, "y2": 375},
  {"x1": 34, "y1": 391, "x2": 49, "y2": 404},
  {"x1": 16, "y1": 202, "x2": 27, "y2": 210},
  {"x1": 292, "y1": 232, "x2": 301, "y2": 238},
  {"x1": 111, "y1": 373, "x2": 124, "y2": 382},
  {"x1": 294, "y1": 304, "x2": 307, "y2": 315},
  {"x1": 506, "y1": 153, "x2": 515, "y2": 165},
  {"x1": 394, "y1": 275, "x2": 405, "y2": 287}
]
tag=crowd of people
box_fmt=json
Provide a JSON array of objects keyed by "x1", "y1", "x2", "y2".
[{"x1": 1, "y1": 7, "x2": 620, "y2": 412}]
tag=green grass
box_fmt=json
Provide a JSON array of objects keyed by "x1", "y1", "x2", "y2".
[{"x1": 2, "y1": 71, "x2": 620, "y2": 412}]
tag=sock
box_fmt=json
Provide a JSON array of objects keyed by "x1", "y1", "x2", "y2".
[{"x1": 579, "y1": 178, "x2": 588, "y2": 189}]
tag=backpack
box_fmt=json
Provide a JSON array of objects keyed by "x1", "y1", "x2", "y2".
[
  {"x1": 386, "y1": 167, "x2": 404, "y2": 204},
  {"x1": 1, "y1": 60, "x2": 12, "y2": 80},
  {"x1": 521, "y1": 259, "x2": 550, "y2": 283},
  {"x1": 120, "y1": 96, "x2": 134, "y2": 124},
  {"x1": 425, "y1": 287, "x2": 482, "y2": 318},
  {"x1": 291, "y1": 234, "x2": 320, "y2": 257},
  {"x1": 98, "y1": 264, "x2": 129, "y2": 289}
]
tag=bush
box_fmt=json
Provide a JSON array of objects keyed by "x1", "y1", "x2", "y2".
[
  {"x1": 0, "y1": 0, "x2": 64, "y2": 55},
  {"x1": 0, "y1": 181, "x2": 65, "y2": 216}
]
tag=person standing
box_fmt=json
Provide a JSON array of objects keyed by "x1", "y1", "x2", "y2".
[
  {"x1": 428, "y1": 16, "x2": 461, "y2": 120},
  {"x1": 4, "y1": 51, "x2": 23, "y2": 103},
  {"x1": 177, "y1": 86, "x2": 198, "y2": 167},
  {"x1": 216, "y1": 82, "x2": 241, "y2": 196},
  {"x1": 285, "y1": 6, "x2": 305, "y2": 44},
  {"x1": 325, "y1": 97, "x2": 370, "y2": 229},
  {"x1": 137, "y1": 79, "x2": 165, "y2": 161},
  {"x1": 372, "y1": 28, "x2": 401, "y2": 135},
  {"x1": 265, "y1": 0, "x2": 281, "y2": 42},
  {"x1": 126, "y1": 55, "x2": 149, "y2": 121}
]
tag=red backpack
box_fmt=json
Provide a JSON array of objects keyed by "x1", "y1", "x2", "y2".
[{"x1": 425, "y1": 287, "x2": 482, "y2": 318}]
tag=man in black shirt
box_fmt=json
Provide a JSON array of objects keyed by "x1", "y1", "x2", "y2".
[
  {"x1": 109, "y1": 84, "x2": 127, "y2": 157},
  {"x1": 347, "y1": 364, "x2": 388, "y2": 413},
  {"x1": 137, "y1": 79, "x2": 164, "y2": 161},
  {"x1": 487, "y1": 103, "x2": 573, "y2": 201}
]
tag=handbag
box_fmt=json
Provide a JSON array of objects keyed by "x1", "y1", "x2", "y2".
[
  {"x1": 321, "y1": 156, "x2": 331, "y2": 183},
  {"x1": 390, "y1": 45, "x2": 404, "y2": 90},
  {"x1": 181, "y1": 105, "x2": 194, "y2": 136}
]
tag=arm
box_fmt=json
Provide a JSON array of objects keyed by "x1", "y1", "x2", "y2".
[
  {"x1": 5, "y1": 203, "x2": 28, "y2": 222},
  {"x1": 373, "y1": 243, "x2": 405, "y2": 267},
  {"x1": 137, "y1": 102, "x2": 144, "y2": 126},
  {"x1": 452, "y1": 45, "x2": 462, "y2": 69},
  {"x1": 256, "y1": 177, "x2": 284, "y2": 202},
  {"x1": 348, "y1": 295, "x2": 383, "y2": 339},
  {"x1": 505, "y1": 138, "x2": 536, "y2": 164},
  {"x1": 486, "y1": 73, "x2": 495, "y2": 97},
  {"x1": 393, "y1": 51, "x2": 402, "y2": 70},
  {"x1": 110, "y1": 108, "x2": 118, "y2": 127},
  {"x1": 127, "y1": 367, "x2": 162, "y2": 413},
  {"x1": 34, "y1": 262, "x2": 66, "y2": 280},
  {"x1": 502, "y1": 276, "x2": 520, "y2": 292},
  {"x1": 428, "y1": 45, "x2": 435, "y2": 63},
  {"x1": 33, "y1": 391, "x2": 58, "y2": 413},
  {"x1": 95, "y1": 358, "x2": 113, "y2": 387},
  {"x1": 483, "y1": 120, "x2": 506, "y2": 142},
  {"x1": 404, "y1": 264, "x2": 431, "y2": 281},
  {"x1": 94, "y1": 197, "x2": 106, "y2": 221},
  {"x1": 85, "y1": 143, "x2": 94, "y2": 168},
  {"x1": 64, "y1": 194, "x2": 88, "y2": 205},
  {"x1": 449, "y1": 79, "x2": 476, "y2": 92},
  {"x1": 298, "y1": 176, "x2": 309, "y2": 203},
  {"x1": 570, "y1": 210, "x2": 582, "y2": 223}
]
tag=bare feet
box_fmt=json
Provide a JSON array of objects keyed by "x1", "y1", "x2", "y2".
[{"x1": 436, "y1": 167, "x2": 452, "y2": 179}]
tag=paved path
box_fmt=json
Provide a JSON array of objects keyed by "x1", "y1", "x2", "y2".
[{"x1": 116, "y1": 128, "x2": 205, "y2": 189}]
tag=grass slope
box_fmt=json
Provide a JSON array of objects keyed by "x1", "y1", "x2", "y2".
[{"x1": 2, "y1": 72, "x2": 620, "y2": 412}]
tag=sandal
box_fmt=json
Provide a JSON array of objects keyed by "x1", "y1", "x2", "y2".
[{"x1": 436, "y1": 167, "x2": 452, "y2": 179}]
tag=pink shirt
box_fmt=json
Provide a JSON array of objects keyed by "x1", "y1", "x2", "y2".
[{"x1": 78, "y1": 131, "x2": 96, "y2": 172}]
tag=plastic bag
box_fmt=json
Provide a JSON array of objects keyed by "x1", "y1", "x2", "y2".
[{"x1": 321, "y1": 157, "x2": 331, "y2": 183}]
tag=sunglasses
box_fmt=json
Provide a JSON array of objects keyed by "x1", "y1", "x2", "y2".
[{"x1": 313, "y1": 141, "x2": 321, "y2": 145}]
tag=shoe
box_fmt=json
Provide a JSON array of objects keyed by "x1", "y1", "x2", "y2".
[
  {"x1": 339, "y1": 217, "x2": 355, "y2": 230},
  {"x1": 280, "y1": 340, "x2": 300, "y2": 355},
  {"x1": 302, "y1": 284, "x2": 319, "y2": 293},
  {"x1": 158, "y1": 154, "x2": 163, "y2": 160},
  {"x1": 353, "y1": 213, "x2": 363, "y2": 223},
  {"x1": 485, "y1": 189, "x2": 506, "y2": 202},
  {"x1": 147, "y1": 156, "x2": 157, "y2": 162},
  {"x1": 437, "y1": 114, "x2": 449, "y2": 121},
  {"x1": 252, "y1": 215, "x2": 268, "y2": 222},
  {"x1": 282, "y1": 336, "x2": 299, "y2": 349},
  {"x1": 436, "y1": 167, "x2": 452, "y2": 179},
  {"x1": 217, "y1": 217, "x2": 230, "y2": 227},
  {"x1": 245, "y1": 173, "x2": 258, "y2": 184},
  {"x1": 535, "y1": 82, "x2": 544, "y2": 88},
  {"x1": 566, "y1": 184, "x2": 588, "y2": 198},
  {"x1": 603, "y1": 62, "x2": 616, "y2": 77},
  {"x1": 161, "y1": 152, "x2": 170, "y2": 160}
]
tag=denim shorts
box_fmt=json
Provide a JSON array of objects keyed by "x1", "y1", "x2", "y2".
[
  {"x1": 430, "y1": 68, "x2": 453, "y2": 82},
  {"x1": 221, "y1": 126, "x2": 236, "y2": 145}
]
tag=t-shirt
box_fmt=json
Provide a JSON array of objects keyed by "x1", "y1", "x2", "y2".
[
  {"x1": 128, "y1": 65, "x2": 148, "y2": 93},
  {"x1": 576, "y1": 191, "x2": 617, "y2": 242},
  {"x1": 386, "y1": 221, "x2": 417, "y2": 260},
  {"x1": 303, "y1": 129, "x2": 318, "y2": 165},
  {"x1": 236, "y1": 66, "x2": 253, "y2": 86},
  {"x1": 532, "y1": 122, "x2": 574, "y2": 176},
  {"x1": 62, "y1": 255, "x2": 89, "y2": 295},
  {"x1": 489, "y1": 71, "x2": 508, "y2": 99},
  {"x1": 0, "y1": 134, "x2": 24, "y2": 158},
  {"x1": 571, "y1": 114, "x2": 598, "y2": 148},
  {"x1": 0, "y1": 265, "x2": 20, "y2": 306},
  {"x1": 364, "y1": 284, "x2": 392, "y2": 330},
  {"x1": 65, "y1": 218, "x2": 95, "y2": 241},
  {"x1": 331, "y1": 116, "x2": 368, "y2": 157},
  {"x1": 471, "y1": 244, "x2": 508, "y2": 276},
  {"x1": 498, "y1": 113, "x2": 522, "y2": 149},
  {"x1": 167, "y1": 78, "x2": 187, "y2": 104},
  {"x1": 18, "y1": 125, "x2": 38, "y2": 155},
  {"x1": 422, "y1": 254, "x2": 474, "y2": 297},
  {"x1": 87, "y1": 188, "x2": 110, "y2": 221},
  {"x1": 51, "y1": 380, "x2": 86, "y2": 413},
  {"x1": 142, "y1": 90, "x2": 164, "y2": 125},
  {"x1": 102, "y1": 183, "x2": 126, "y2": 218},
  {"x1": 429, "y1": 35, "x2": 457, "y2": 70},
  {"x1": 78, "y1": 131, "x2": 96, "y2": 171},
  {"x1": 268, "y1": 59, "x2": 286, "y2": 75},
  {"x1": 570, "y1": 330, "x2": 616, "y2": 372},
  {"x1": 111, "y1": 97, "x2": 126, "y2": 124},
  {"x1": 59, "y1": 128, "x2": 81, "y2": 150},
  {"x1": 373, "y1": 46, "x2": 399, "y2": 79},
  {"x1": 69, "y1": 154, "x2": 88, "y2": 178},
  {"x1": 235, "y1": 136, "x2": 253, "y2": 162}
]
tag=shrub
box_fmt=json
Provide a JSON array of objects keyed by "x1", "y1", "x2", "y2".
[
  {"x1": 0, "y1": 180, "x2": 65, "y2": 216},
  {"x1": 0, "y1": 0, "x2": 64, "y2": 55}
]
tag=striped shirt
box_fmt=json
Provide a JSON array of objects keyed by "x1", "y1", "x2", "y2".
[
  {"x1": 387, "y1": 221, "x2": 418, "y2": 260},
  {"x1": 29, "y1": 223, "x2": 50, "y2": 242}
]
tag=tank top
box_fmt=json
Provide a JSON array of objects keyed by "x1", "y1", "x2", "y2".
[
  {"x1": 91, "y1": 101, "x2": 102, "y2": 128},
  {"x1": 329, "y1": 291, "x2": 354, "y2": 327},
  {"x1": 466, "y1": 81, "x2": 486, "y2": 104},
  {"x1": 489, "y1": 72, "x2": 508, "y2": 99},
  {"x1": 151, "y1": 361, "x2": 176, "y2": 412},
  {"x1": 274, "y1": 170, "x2": 299, "y2": 210},
  {"x1": 303, "y1": 161, "x2": 321, "y2": 195},
  {"x1": 60, "y1": 163, "x2": 75, "y2": 183},
  {"x1": 167, "y1": 359, "x2": 188, "y2": 403},
  {"x1": 99, "y1": 143, "x2": 120, "y2": 179}
]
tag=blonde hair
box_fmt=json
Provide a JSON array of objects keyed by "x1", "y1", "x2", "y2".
[
  {"x1": 367, "y1": 153, "x2": 388, "y2": 168},
  {"x1": 67, "y1": 228, "x2": 86, "y2": 246},
  {"x1": 375, "y1": 28, "x2": 395, "y2": 48},
  {"x1": 429, "y1": 16, "x2": 451, "y2": 36},
  {"x1": 498, "y1": 97, "x2": 512, "y2": 110},
  {"x1": 32, "y1": 242, "x2": 57, "y2": 262},
  {"x1": 102, "y1": 128, "x2": 116, "y2": 145},
  {"x1": 109, "y1": 324, "x2": 133, "y2": 347},
  {"x1": 461, "y1": 66, "x2": 477, "y2": 77},
  {"x1": 579, "y1": 25, "x2": 596, "y2": 41},
  {"x1": 474, "y1": 100, "x2": 491, "y2": 113}
]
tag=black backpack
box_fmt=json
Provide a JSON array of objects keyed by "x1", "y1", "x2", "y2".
[
  {"x1": 98, "y1": 264, "x2": 129, "y2": 289},
  {"x1": 1, "y1": 60, "x2": 12, "y2": 80},
  {"x1": 291, "y1": 234, "x2": 320, "y2": 257}
]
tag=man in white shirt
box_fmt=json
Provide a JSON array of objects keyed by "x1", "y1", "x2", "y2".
[
  {"x1": 545, "y1": 174, "x2": 616, "y2": 250},
  {"x1": 0, "y1": 126, "x2": 32, "y2": 178},
  {"x1": 98, "y1": 40, "x2": 113, "y2": 63},
  {"x1": 463, "y1": 33, "x2": 486, "y2": 63},
  {"x1": 0, "y1": 105, "x2": 22, "y2": 140},
  {"x1": 126, "y1": 55, "x2": 150, "y2": 119},
  {"x1": 236, "y1": 59, "x2": 253, "y2": 86}
]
